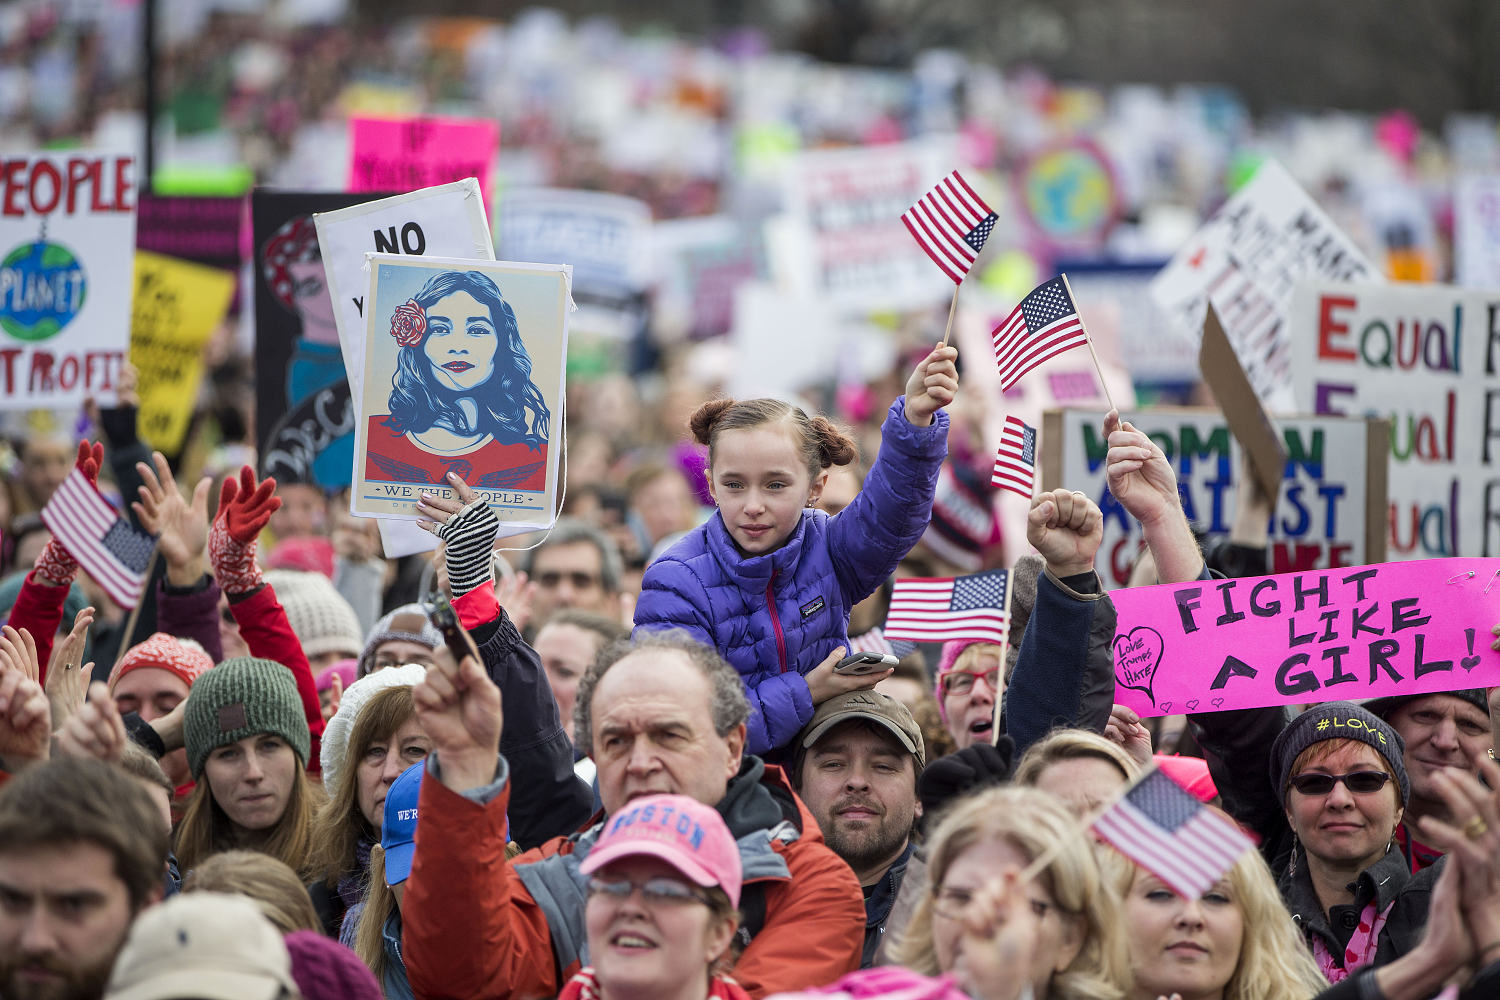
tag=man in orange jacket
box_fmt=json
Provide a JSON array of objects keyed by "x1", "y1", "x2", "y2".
[{"x1": 402, "y1": 628, "x2": 865, "y2": 1000}]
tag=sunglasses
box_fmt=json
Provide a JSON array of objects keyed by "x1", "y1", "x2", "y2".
[
  {"x1": 586, "y1": 876, "x2": 711, "y2": 907},
  {"x1": 1287, "y1": 770, "x2": 1391, "y2": 796},
  {"x1": 535, "y1": 571, "x2": 603, "y2": 590}
]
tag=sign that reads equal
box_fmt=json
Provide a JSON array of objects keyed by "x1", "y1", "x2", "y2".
[
  {"x1": 0, "y1": 151, "x2": 137, "y2": 408},
  {"x1": 1288, "y1": 280, "x2": 1500, "y2": 559},
  {"x1": 1042, "y1": 408, "x2": 1387, "y2": 588},
  {"x1": 1111, "y1": 558, "x2": 1500, "y2": 718}
]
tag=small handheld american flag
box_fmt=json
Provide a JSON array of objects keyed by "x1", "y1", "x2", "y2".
[
  {"x1": 992, "y1": 276, "x2": 1090, "y2": 391},
  {"x1": 1091, "y1": 766, "x2": 1255, "y2": 899},
  {"x1": 991, "y1": 416, "x2": 1037, "y2": 499},
  {"x1": 901, "y1": 171, "x2": 998, "y2": 284},
  {"x1": 41, "y1": 468, "x2": 156, "y2": 609},
  {"x1": 884, "y1": 569, "x2": 1009, "y2": 644}
]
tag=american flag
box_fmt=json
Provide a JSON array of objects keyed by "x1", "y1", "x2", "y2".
[
  {"x1": 992, "y1": 276, "x2": 1090, "y2": 391},
  {"x1": 991, "y1": 416, "x2": 1037, "y2": 499},
  {"x1": 41, "y1": 468, "x2": 156, "y2": 608},
  {"x1": 884, "y1": 570, "x2": 1009, "y2": 644},
  {"x1": 847, "y1": 627, "x2": 916, "y2": 660},
  {"x1": 901, "y1": 171, "x2": 998, "y2": 284},
  {"x1": 1091, "y1": 767, "x2": 1255, "y2": 899}
]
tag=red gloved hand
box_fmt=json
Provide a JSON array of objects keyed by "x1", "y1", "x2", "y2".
[
  {"x1": 34, "y1": 441, "x2": 106, "y2": 586},
  {"x1": 208, "y1": 466, "x2": 281, "y2": 594}
]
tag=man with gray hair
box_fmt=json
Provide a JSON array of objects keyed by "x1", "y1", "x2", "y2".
[
  {"x1": 524, "y1": 517, "x2": 626, "y2": 630},
  {"x1": 401, "y1": 629, "x2": 864, "y2": 999}
]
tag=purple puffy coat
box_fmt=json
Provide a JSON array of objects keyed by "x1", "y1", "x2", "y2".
[{"x1": 633, "y1": 398, "x2": 948, "y2": 755}]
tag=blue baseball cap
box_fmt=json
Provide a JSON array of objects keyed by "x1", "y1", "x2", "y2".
[{"x1": 381, "y1": 759, "x2": 426, "y2": 886}]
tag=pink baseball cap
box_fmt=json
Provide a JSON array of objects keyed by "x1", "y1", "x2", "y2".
[
  {"x1": 1154, "y1": 754, "x2": 1218, "y2": 803},
  {"x1": 581, "y1": 794, "x2": 743, "y2": 908}
]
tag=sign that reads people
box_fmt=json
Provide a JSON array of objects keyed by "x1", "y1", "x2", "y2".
[
  {"x1": 1042, "y1": 408, "x2": 1387, "y2": 588},
  {"x1": 1150, "y1": 159, "x2": 1380, "y2": 413},
  {"x1": 1111, "y1": 558, "x2": 1500, "y2": 718},
  {"x1": 1288, "y1": 280, "x2": 1500, "y2": 559},
  {"x1": 777, "y1": 141, "x2": 957, "y2": 314},
  {"x1": 0, "y1": 151, "x2": 137, "y2": 408},
  {"x1": 348, "y1": 115, "x2": 499, "y2": 209}
]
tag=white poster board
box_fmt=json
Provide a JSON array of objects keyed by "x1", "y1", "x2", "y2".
[
  {"x1": 1454, "y1": 175, "x2": 1500, "y2": 291},
  {"x1": 498, "y1": 188, "x2": 652, "y2": 301}
]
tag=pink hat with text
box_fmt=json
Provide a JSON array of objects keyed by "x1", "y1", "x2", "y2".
[{"x1": 581, "y1": 794, "x2": 743, "y2": 907}]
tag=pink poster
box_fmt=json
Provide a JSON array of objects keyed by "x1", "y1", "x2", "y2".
[
  {"x1": 1111, "y1": 558, "x2": 1500, "y2": 717},
  {"x1": 348, "y1": 116, "x2": 499, "y2": 207}
]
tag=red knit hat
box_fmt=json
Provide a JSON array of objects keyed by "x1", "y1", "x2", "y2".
[
  {"x1": 107, "y1": 632, "x2": 214, "y2": 692},
  {"x1": 283, "y1": 930, "x2": 382, "y2": 1000}
]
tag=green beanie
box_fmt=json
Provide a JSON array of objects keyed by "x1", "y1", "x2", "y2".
[{"x1": 185, "y1": 657, "x2": 311, "y2": 780}]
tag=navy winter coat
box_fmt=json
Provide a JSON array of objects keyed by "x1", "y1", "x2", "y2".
[{"x1": 634, "y1": 398, "x2": 948, "y2": 755}]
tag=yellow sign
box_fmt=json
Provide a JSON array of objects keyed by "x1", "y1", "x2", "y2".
[{"x1": 129, "y1": 251, "x2": 235, "y2": 452}]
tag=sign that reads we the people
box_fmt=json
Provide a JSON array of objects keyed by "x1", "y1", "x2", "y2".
[
  {"x1": 0, "y1": 151, "x2": 137, "y2": 408},
  {"x1": 1288, "y1": 280, "x2": 1500, "y2": 559},
  {"x1": 1111, "y1": 558, "x2": 1500, "y2": 718}
]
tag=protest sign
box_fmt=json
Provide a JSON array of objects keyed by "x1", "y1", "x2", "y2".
[
  {"x1": 1111, "y1": 558, "x2": 1500, "y2": 718},
  {"x1": 352, "y1": 254, "x2": 569, "y2": 529},
  {"x1": 348, "y1": 115, "x2": 499, "y2": 209},
  {"x1": 0, "y1": 151, "x2": 136, "y2": 409},
  {"x1": 653, "y1": 215, "x2": 765, "y2": 339},
  {"x1": 129, "y1": 251, "x2": 236, "y2": 453},
  {"x1": 252, "y1": 190, "x2": 386, "y2": 490},
  {"x1": 1042, "y1": 407, "x2": 1386, "y2": 587},
  {"x1": 777, "y1": 140, "x2": 956, "y2": 314},
  {"x1": 1454, "y1": 175, "x2": 1500, "y2": 291},
  {"x1": 313, "y1": 180, "x2": 495, "y2": 557},
  {"x1": 498, "y1": 188, "x2": 652, "y2": 304},
  {"x1": 136, "y1": 195, "x2": 243, "y2": 275},
  {"x1": 1150, "y1": 159, "x2": 1380, "y2": 413},
  {"x1": 1288, "y1": 279, "x2": 1500, "y2": 559},
  {"x1": 1063, "y1": 262, "x2": 1198, "y2": 388},
  {"x1": 1016, "y1": 140, "x2": 1119, "y2": 255},
  {"x1": 1199, "y1": 304, "x2": 1286, "y2": 503}
]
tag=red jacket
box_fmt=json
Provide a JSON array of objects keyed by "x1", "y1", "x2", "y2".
[
  {"x1": 403, "y1": 760, "x2": 863, "y2": 1000},
  {"x1": 228, "y1": 582, "x2": 325, "y2": 767}
]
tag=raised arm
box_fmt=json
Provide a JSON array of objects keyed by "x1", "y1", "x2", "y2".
[
  {"x1": 132, "y1": 452, "x2": 223, "y2": 659},
  {"x1": 1104, "y1": 409, "x2": 1204, "y2": 585}
]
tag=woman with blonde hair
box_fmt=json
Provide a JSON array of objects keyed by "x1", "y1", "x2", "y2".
[
  {"x1": 181, "y1": 849, "x2": 322, "y2": 934},
  {"x1": 890, "y1": 785, "x2": 1127, "y2": 1000},
  {"x1": 1103, "y1": 843, "x2": 1328, "y2": 1000},
  {"x1": 1014, "y1": 728, "x2": 1140, "y2": 817}
]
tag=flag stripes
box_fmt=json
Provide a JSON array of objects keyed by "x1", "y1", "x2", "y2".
[
  {"x1": 991, "y1": 416, "x2": 1036, "y2": 498},
  {"x1": 902, "y1": 171, "x2": 998, "y2": 284},
  {"x1": 992, "y1": 276, "x2": 1090, "y2": 391}
]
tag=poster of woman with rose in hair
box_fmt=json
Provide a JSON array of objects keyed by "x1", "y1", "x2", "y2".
[{"x1": 351, "y1": 254, "x2": 570, "y2": 524}]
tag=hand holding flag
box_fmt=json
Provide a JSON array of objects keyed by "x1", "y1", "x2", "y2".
[
  {"x1": 41, "y1": 465, "x2": 157, "y2": 609},
  {"x1": 884, "y1": 569, "x2": 1010, "y2": 645},
  {"x1": 903, "y1": 343, "x2": 959, "y2": 427}
]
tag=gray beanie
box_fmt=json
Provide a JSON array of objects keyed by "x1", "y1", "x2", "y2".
[
  {"x1": 185, "y1": 657, "x2": 311, "y2": 780},
  {"x1": 1269, "y1": 702, "x2": 1409, "y2": 807},
  {"x1": 357, "y1": 604, "x2": 442, "y2": 677},
  {"x1": 266, "y1": 570, "x2": 363, "y2": 662}
]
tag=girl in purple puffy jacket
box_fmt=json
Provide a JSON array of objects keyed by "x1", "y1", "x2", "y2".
[{"x1": 634, "y1": 345, "x2": 958, "y2": 756}]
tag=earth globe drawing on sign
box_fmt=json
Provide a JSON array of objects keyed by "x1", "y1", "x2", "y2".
[
  {"x1": 0, "y1": 240, "x2": 88, "y2": 342},
  {"x1": 1020, "y1": 144, "x2": 1119, "y2": 250}
]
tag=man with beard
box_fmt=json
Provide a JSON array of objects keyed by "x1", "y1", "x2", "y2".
[
  {"x1": 792, "y1": 690, "x2": 924, "y2": 966},
  {"x1": 0, "y1": 758, "x2": 169, "y2": 1000}
]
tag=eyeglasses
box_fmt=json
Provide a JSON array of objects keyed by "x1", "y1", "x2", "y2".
[
  {"x1": 535, "y1": 571, "x2": 603, "y2": 590},
  {"x1": 941, "y1": 669, "x2": 1000, "y2": 697},
  {"x1": 586, "y1": 876, "x2": 711, "y2": 907},
  {"x1": 372, "y1": 655, "x2": 433, "y2": 672},
  {"x1": 932, "y1": 886, "x2": 1051, "y2": 921},
  {"x1": 1287, "y1": 770, "x2": 1391, "y2": 796}
]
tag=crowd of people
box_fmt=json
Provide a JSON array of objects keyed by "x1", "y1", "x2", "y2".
[{"x1": 1, "y1": 334, "x2": 1498, "y2": 1000}]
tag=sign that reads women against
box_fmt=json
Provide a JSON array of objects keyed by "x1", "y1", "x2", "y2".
[{"x1": 1111, "y1": 558, "x2": 1500, "y2": 718}]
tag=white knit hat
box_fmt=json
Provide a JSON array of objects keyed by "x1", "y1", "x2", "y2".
[
  {"x1": 320, "y1": 663, "x2": 428, "y2": 797},
  {"x1": 265, "y1": 569, "x2": 363, "y2": 662}
]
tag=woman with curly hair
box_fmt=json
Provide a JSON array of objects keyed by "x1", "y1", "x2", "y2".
[{"x1": 365, "y1": 268, "x2": 551, "y2": 491}]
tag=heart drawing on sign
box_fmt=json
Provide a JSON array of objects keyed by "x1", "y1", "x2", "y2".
[
  {"x1": 1113, "y1": 626, "x2": 1164, "y2": 707},
  {"x1": 1160, "y1": 702, "x2": 1173, "y2": 714},
  {"x1": 1212, "y1": 698, "x2": 1224, "y2": 709},
  {"x1": 1186, "y1": 699, "x2": 1200, "y2": 712}
]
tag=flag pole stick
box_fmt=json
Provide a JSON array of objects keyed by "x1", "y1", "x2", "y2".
[
  {"x1": 111, "y1": 544, "x2": 159, "y2": 670},
  {"x1": 990, "y1": 568, "x2": 1014, "y2": 743},
  {"x1": 1059, "y1": 273, "x2": 1116, "y2": 413},
  {"x1": 939, "y1": 283, "x2": 960, "y2": 347}
]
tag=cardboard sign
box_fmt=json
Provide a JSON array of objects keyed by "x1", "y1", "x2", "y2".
[
  {"x1": 1111, "y1": 558, "x2": 1500, "y2": 717},
  {"x1": 1199, "y1": 303, "x2": 1287, "y2": 502},
  {"x1": 498, "y1": 188, "x2": 652, "y2": 303},
  {"x1": 352, "y1": 254, "x2": 568, "y2": 529},
  {"x1": 776, "y1": 140, "x2": 956, "y2": 313},
  {"x1": 0, "y1": 151, "x2": 137, "y2": 408},
  {"x1": 1454, "y1": 174, "x2": 1500, "y2": 291},
  {"x1": 129, "y1": 251, "x2": 236, "y2": 453},
  {"x1": 348, "y1": 115, "x2": 499, "y2": 210},
  {"x1": 1150, "y1": 160, "x2": 1380, "y2": 413},
  {"x1": 1289, "y1": 279, "x2": 1500, "y2": 559},
  {"x1": 1042, "y1": 407, "x2": 1387, "y2": 587}
]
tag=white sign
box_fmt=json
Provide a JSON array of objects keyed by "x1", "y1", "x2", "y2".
[
  {"x1": 0, "y1": 151, "x2": 137, "y2": 409},
  {"x1": 1150, "y1": 160, "x2": 1380, "y2": 412},
  {"x1": 499, "y1": 188, "x2": 652, "y2": 301},
  {"x1": 1455, "y1": 175, "x2": 1500, "y2": 291}
]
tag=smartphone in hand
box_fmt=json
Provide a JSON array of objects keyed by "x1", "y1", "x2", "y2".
[
  {"x1": 424, "y1": 591, "x2": 482, "y2": 666},
  {"x1": 833, "y1": 651, "x2": 900, "y2": 676}
]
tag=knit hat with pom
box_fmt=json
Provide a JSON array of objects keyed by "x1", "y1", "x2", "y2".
[
  {"x1": 108, "y1": 632, "x2": 215, "y2": 692},
  {"x1": 266, "y1": 569, "x2": 363, "y2": 662},
  {"x1": 184, "y1": 657, "x2": 311, "y2": 779}
]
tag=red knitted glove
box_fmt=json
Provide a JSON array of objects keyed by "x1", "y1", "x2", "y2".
[
  {"x1": 208, "y1": 466, "x2": 282, "y2": 594},
  {"x1": 34, "y1": 441, "x2": 106, "y2": 586}
]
